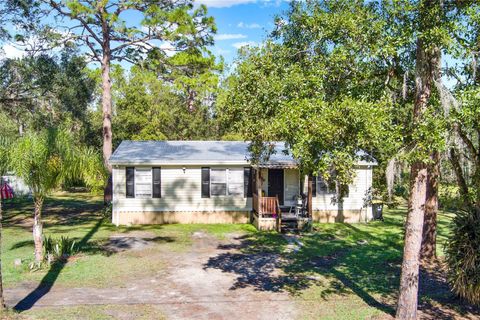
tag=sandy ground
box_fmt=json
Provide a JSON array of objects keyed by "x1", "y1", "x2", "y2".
[{"x1": 5, "y1": 232, "x2": 297, "y2": 320}]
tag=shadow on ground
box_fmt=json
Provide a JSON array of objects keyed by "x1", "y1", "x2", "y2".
[{"x1": 204, "y1": 212, "x2": 480, "y2": 318}]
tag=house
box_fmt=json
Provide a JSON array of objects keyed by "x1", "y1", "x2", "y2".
[
  {"x1": 1, "y1": 174, "x2": 31, "y2": 197},
  {"x1": 109, "y1": 141, "x2": 376, "y2": 230}
]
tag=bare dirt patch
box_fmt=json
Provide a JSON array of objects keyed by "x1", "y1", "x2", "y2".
[{"x1": 6, "y1": 231, "x2": 297, "y2": 320}]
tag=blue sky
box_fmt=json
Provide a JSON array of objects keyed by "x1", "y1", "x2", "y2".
[
  {"x1": 0, "y1": 0, "x2": 289, "y2": 66},
  {"x1": 197, "y1": 0, "x2": 290, "y2": 66}
]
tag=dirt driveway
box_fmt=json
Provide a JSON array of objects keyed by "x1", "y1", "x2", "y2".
[{"x1": 6, "y1": 231, "x2": 297, "y2": 320}]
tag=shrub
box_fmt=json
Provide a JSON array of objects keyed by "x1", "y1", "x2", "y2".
[
  {"x1": 43, "y1": 235, "x2": 78, "y2": 264},
  {"x1": 102, "y1": 202, "x2": 112, "y2": 218},
  {"x1": 445, "y1": 210, "x2": 480, "y2": 305}
]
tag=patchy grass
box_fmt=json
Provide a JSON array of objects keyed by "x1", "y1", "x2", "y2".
[
  {"x1": 17, "y1": 304, "x2": 166, "y2": 320},
  {"x1": 2, "y1": 193, "x2": 478, "y2": 320},
  {"x1": 1, "y1": 193, "x2": 253, "y2": 289}
]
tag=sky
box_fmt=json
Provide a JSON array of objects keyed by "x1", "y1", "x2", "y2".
[
  {"x1": 0, "y1": 0, "x2": 289, "y2": 69},
  {"x1": 197, "y1": 0, "x2": 290, "y2": 66}
]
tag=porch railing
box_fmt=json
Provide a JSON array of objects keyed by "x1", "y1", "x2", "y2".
[{"x1": 253, "y1": 195, "x2": 281, "y2": 221}]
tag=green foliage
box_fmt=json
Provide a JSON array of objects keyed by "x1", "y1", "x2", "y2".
[
  {"x1": 445, "y1": 210, "x2": 480, "y2": 305},
  {"x1": 8, "y1": 128, "x2": 106, "y2": 197},
  {"x1": 110, "y1": 66, "x2": 219, "y2": 144},
  {"x1": 43, "y1": 1, "x2": 216, "y2": 66},
  {"x1": 218, "y1": 39, "x2": 400, "y2": 184},
  {"x1": 0, "y1": 50, "x2": 95, "y2": 139},
  {"x1": 43, "y1": 235, "x2": 77, "y2": 264}
]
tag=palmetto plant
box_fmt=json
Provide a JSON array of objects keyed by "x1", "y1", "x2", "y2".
[
  {"x1": 445, "y1": 210, "x2": 480, "y2": 305},
  {"x1": 8, "y1": 128, "x2": 105, "y2": 265},
  {"x1": 43, "y1": 235, "x2": 77, "y2": 264}
]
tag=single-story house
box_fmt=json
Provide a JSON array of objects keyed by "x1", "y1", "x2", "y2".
[{"x1": 109, "y1": 141, "x2": 376, "y2": 230}]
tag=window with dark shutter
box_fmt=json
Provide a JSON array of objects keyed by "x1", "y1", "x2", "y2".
[
  {"x1": 152, "y1": 167, "x2": 161, "y2": 198},
  {"x1": 201, "y1": 167, "x2": 210, "y2": 198},
  {"x1": 244, "y1": 167, "x2": 252, "y2": 198},
  {"x1": 126, "y1": 167, "x2": 135, "y2": 198},
  {"x1": 309, "y1": 175, "x2": 317, "y2": 197}
]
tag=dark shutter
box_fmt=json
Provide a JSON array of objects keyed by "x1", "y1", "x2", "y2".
[
  {"x1": 152, "y1": 167, "x2": 161, "y2": 198},
  {"x1": 126, "y1": 167, "x2": 135, "y2": 198},
  {"x1": 244, "y1": 167, "x2": 253, "y2": 198},
  {"x1": 309, "y1": 175, "x2": 317, "y2": 197},
  {"x1": 201, "y1": 167, "x2": 210, "y2": 198}
]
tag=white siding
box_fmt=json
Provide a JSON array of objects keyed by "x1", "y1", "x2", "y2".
[
  {"x1": 113, "y1": 165, "x2": 252, "y2": 213},
  {"x1": 112, "y1": 164, "x2": 374, "y2": 222},
  {"x1": 310, "y1": 167, "x2": 373, "y2": 214}
]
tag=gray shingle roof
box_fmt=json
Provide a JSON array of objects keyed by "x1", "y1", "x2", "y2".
[
  {"x1": 109, "y1": 141, "x2": 295, "y2": 166},
  {"x1": 109, "y1": 140, "x2": 377, "y2": 166}
]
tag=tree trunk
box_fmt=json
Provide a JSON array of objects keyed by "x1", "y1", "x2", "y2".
[
  {"x1": 397, "y1": 163, "x2": 428, "y2": 319},
  {"x1": 33, "y1": 197, "x2": 44, "y2": 264},
  {"x1": 101, "y1": 29, "x2": 113, "y2": 173},
  {"x1": 421, "y1": 151, "x2": 439, "y2": 264},
  {"x1": 187, "y1": 87, "x2": 197, "y2": 113},
  {"x1": 396, "y1": 9, "x2": 440, "y2": 313},
  {"x1": 0, "y1": 200, "x2": 5, "y2": 310},
  {"x1": 449, "y1": 147, "x2": 471, "y2": 209}
]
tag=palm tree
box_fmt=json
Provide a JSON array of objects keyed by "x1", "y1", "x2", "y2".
[{"x1": 8, "y1": 128, "x2": 105, "y2": 265}]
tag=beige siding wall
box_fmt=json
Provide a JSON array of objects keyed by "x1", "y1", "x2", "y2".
[
  {"x1": 309, "y1": 166, "x2": 373, "y2": 221},
  {"x1": 112, "y1": 165, "x2": 252, "y2": 216},
  {"x1": 112, "y1": 164, "x2": 373, "y2": 224},
  {"x1": 114, "y1": 211, "x2": 248, "y2": 225}
]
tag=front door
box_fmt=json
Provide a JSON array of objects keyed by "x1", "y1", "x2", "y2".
[{"x1": 268, "y1": 169, "x2": 284, "y2": 205}]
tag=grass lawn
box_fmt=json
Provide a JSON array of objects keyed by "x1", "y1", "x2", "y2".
[
  {"x1": 0, "y1": 192, "x2": 477, "y2": 319},
  {"x1": 2, "y1": 192, "x2": 254, "y2": 289}
]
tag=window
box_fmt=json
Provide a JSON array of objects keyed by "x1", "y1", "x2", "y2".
[
  {"x1": 317, "y1": 176, "x2": 329, "y2": 193},
  {"x1": 201, "y1": 167, "x2": 210, "y2": 198},
  {"x1": 315, "y1": 175, "x2": 336, "y2": 194},
  {"x1": 208, "y1": 168, "x2": 245, "y2": 197},
  {"x1": 244, "y1": 167, "x2": 253, "y2": 198},
  {"x1": 152, "y1": 167, "x2": 161, "y2": 198},
  {"x1": 340, "y1": 184, "x2": 349, "y2": 198},
  {"x1": 135, "y1": 168, "x2": 152, "y2": 198},
  {"x1": 228, "y1": 169, "x2": 244, "y2": 196},
  {"x1": 211, "y1": 169, "x2": 227, "y2": 196},
  {"x1": 126, "y1": 167, "x2": 135, "y2": 198}
]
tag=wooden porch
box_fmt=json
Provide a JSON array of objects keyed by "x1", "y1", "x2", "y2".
[{"x1": 251, "y1": 167, "x2": 313, "y2": 232}]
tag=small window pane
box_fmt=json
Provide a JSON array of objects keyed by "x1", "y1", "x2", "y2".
[
  {"x1": 211, "y1": 183, "x2": 227, "y2": 196},
  {"x1": 135, "y1": 168, "x2": 152, "y2": 198},
  {"x1": 211, "y1": 169, "x2": 227, "y2": 196},
  {"x1": 228, "y1": 169, "x2": 243, "y2": 195},
  {"x1": 211, "y1": 169, "x2": 226, "y2": 183},
  {"x1": 317, "y1": 177, "x2": 328, "y2": 193}
]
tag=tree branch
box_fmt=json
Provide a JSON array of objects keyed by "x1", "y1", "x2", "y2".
[{"x1": 48, "y1": 0, "x2": 103, "y2": 46}]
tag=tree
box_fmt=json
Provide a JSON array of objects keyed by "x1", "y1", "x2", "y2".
[
  {"x1": 8, "y1": 128, "x2": 104, "y2": 264},
  {"x1": 218, "y1": 0, "x2": 399, "y2": 187},
  {"x1": 101, "y1": 65, "x2": 219, "y2": 145},
  {"x1": 0, "y1": 50, "x2": 95, "y2": 136},
  {"x1": 41, "y1": 0, "x2": 215, "y2": 172},
  {"x1": 0, "y1": 136, "x2": 12, "y2": 310},
  {"x1": 218, "y1": 0, "x2": 475, "y2": 317}
]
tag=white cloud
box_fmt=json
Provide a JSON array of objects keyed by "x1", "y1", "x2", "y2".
[
  {"x1": 213, "y1": 47, "x2": 231, "y2": 55},
  {"x1": 214, "y1": 33, "x2": 248, "y2": 41},
  {"x1": 232, "y1": 41, "x2": 257, "y2": 49},
  {"x1": 195, "y1": 0, "x2": 256, "y2": 8},
  {"x1": 237, "y1": 22, "x2": 262, "y2": 29},
  {"x1": 1, "y1": 43, "x2": 25, "y2": 59},
  {"x1": 196, "y1": 0, "x2": 287, "y2": 8}
]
